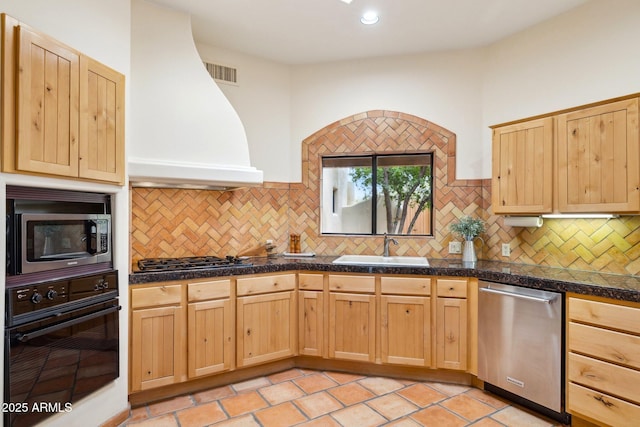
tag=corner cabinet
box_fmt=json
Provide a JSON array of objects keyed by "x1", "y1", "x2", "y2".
[
  {"x1": 236, "y1": 274, "x2": 297, "y2": 367},
  {"x1": 130, "y1": 284, "x2": 185, "y2": 392},
  {"x1": 491, "y1": 117, "x2": 553, "y2": 214},
  {"x1": 1, "y1": 14, "x2": 125, "y2": 185},
  {"x1": 298, "y1": 273, "x2": 325, "y2": 357},
  {"x1": 557, "y1": 98, "x2": 640, "y2": 213}
]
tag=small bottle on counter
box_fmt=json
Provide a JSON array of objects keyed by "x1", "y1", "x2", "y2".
[{"x1": 289, "y1": 234, "x2": 300, "y2": 253}]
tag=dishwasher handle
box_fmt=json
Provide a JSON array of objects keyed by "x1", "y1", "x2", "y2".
[{"x1": 479, "y1": 286, "x2": 557, "y2": 304}]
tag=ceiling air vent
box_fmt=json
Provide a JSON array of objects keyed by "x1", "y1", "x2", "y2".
[{"x1": 203, "y1": 61, "x2": 238, "y2": 85}]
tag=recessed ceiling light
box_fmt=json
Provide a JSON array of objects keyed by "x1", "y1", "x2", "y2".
[
  {"x1": 339, "y1": 0, "x2": 353, "y2": 3},
  {"x1": 360, "y1": 10, "x2": 379, "y2": 25}
]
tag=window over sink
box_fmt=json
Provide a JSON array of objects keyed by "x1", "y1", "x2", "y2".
[{"x1": 321, "y1": 153, "x2": 433, "y2": 236}]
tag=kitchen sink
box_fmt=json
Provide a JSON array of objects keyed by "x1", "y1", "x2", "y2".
[{"x1": 332, "y1": 254, "x2": 430, "y2": 267}]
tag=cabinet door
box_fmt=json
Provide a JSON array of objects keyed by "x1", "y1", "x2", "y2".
[
  {"x1": 492, "y1": 117, "x2": 553, "y2": 214},
  {"x1": 79, "y1": 56, "x2": 124, "y2": 184},
  {"x1": 299, "y1": 290, "x2": 324, "y2": 357},
  {"x1": 436, "y1": 297, "x2": 467, "y2": 370},
  {"x1": 329, "y1": 292, "x2": 376, "y2": 362},
  {"x1": 381, "y1": 295, "x2": 430, "y2": 366},
  {"x1": 188, "y1": 298, "x2": 233, "y2": 378},
  {"x1": 130, "y1": 305, "x2": 183, "y2": 392},
  {"x1": 236, "y1": 291, "x2": 296, "y2": 367},
  {"x1": 16, "y1": 25, "x2": 80, "y2": 177},
  {"x1": 557, "y1": 98, "x2": 640, "y2": 212}
]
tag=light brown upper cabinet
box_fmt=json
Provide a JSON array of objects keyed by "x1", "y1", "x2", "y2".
[
  {"x1": 1, "y1": 14, "x2": 124, "y2": 184},
  {"x1": 492, "y1": 94, "x2": 640, "y2": 214},
  {"x1": 492, "y1": 117, "x2": 553, "y2": 214},
  {"x1": 557, "y1": 98, "x2": 640, "y2": 213}
]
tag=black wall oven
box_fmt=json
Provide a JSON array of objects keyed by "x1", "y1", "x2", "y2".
[{"x1": 4, "y1": 271, "x2": 120, "y2": 427}]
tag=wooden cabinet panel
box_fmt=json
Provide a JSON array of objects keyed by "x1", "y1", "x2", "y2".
[
  {"x1": 131, "y1": 284, "x2": 182, "y2": 309},
  {"x1": 187, "y1": 279, "x2": 231, "y2": 302},
  {"x1": 436, "y1": 279, "x2": 467, "y2": 298},
  {"x1": 568, "y1": 352, "x2": 640, "y2": 405},
  {"x1": 78, "y1": 56, "x2": 124, "y2": 184},
  {"x1": 557, "y1": 98, "x2": 640, "y2": 213},
  {"x1": 492, "y1": 117, "x2": 553, "y2": 214},
  {"x1": 188, "y1": 298, "x2": 232, "y2": 378},
  {"x1": 130, "y1": 305, "x2": 184, "y2": 392},
  {"x1": 1, "y1": 15, "x2": 124, "y2": 184},
  {"x1": 381, "y1": 276, "x2": 431, "y2": 296},
  {"x1": 16, "y1": 24, "x2": 80, "y2": 177},
  {"x1": 299, "y1": 273, "x2": 324, "y2": 291},
  {"x1": 298, "y1": 290, "x2": 324, "y2": 357},
  {"x1": 568, "y1": 382, "x2": 640, "y2": 427},
  {"x1": 329, "y1": 292, "x2": 376, "y2": 362},
  {"x1": 329, "y1": 274, "x2": 375, "y2": 293},
  {"x1": 569, "y1": 297, "x2": 640, "y2": 334},
  {"x1": 436, "y1": 297, "x2": 467, "y2": 370},
  {"x1": 381, "y1": 295, "x2": 430, "y2": 366},
  {"x1": 237, "y1": 291, "x2": 296, "y2": 367},
  {"x1": 237, "y1": 273, "x2": 296, "y2": 296},
  {"x1": 569, "y1": 322, "x2": 640, "y2": 370}
]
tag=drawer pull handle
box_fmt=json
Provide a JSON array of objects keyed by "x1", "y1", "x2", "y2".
[{"x1": 593, "y1": 395, "x2": 615, "y2": 408}]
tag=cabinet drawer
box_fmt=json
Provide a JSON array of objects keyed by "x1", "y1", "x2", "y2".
[
  {"x1": 381, "y1": 276, "x2": 431, "y2": 296},
  {"x1": 131, "y1": 284, "x2": 182, "y2": 309},
  {"x1": 569, "y1": 352, "x2": 640, "y2": 404},
  {"x1": 569, "y1": 322, "x2": 640, "y2": 370},
  {"x1": 299, "y1": 273, "x2": 324, "y2": 291},
  {"x1": 187, "y1": 279, "x2": 231, "y2": 302},
  {"x1": 568, "y1": 382, "x2": 640, "y2": 427},
  {"x1": 237, "y1": 274, "x2": 296, "y2": 296},
  {"x1": 329, "y1": 275, "x2": 375, "y2": 293},
  {"x1": 436, "y1": 279, "x2": 467, "y2": 298},
  {"x1": 569, "y1": 298, "x2": 640, "y2": 335}
]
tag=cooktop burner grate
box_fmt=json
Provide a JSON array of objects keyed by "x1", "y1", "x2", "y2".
[{"x1": 136, "y1": 256, "x2": 251, "y2": 272}]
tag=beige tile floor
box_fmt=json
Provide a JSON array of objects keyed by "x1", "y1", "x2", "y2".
[{"x1": 120, "y1": 369, "x2": 566, "y2": 427}]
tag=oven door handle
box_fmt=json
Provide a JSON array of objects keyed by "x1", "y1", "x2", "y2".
[{"x1": 15, "y1": 304, "x2": 121, "y2": 343}]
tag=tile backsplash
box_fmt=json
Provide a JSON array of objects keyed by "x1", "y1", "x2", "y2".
[{"x1": 130, "y1": 110, "x2": 640, "y2": 275}]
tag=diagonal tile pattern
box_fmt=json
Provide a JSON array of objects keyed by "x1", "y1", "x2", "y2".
[{"x1": 119, "y1": 369, "x2": 565, "y2": 427}]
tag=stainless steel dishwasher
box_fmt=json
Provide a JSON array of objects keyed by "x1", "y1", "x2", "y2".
[{"x1": 478, "y1": 281, "x2": 570, "y2": 424}]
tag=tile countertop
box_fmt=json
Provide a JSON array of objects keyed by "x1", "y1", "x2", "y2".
[{"x1": 128, "y1": 256, "x2": 640, "y2": 303}]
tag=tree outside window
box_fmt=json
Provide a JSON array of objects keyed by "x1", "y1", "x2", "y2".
[{"x1": 321, "y1": 153, "x2": 433, "y2": 236}]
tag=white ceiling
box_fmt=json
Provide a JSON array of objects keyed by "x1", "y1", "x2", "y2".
[{"x1": 147, "y1": 0, "x2": 588, "y2": 65}]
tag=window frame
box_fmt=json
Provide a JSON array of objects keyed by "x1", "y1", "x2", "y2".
[{"x1": 320, "y1": 152, "x2": 434, "y2": 236}]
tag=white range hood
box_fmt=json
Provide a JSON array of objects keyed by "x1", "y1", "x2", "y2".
[{"x1": 129, "y1": 0, "x2": 263, "y2": 189}]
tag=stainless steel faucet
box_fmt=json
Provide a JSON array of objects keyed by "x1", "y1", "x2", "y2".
[{"x1": 383, "y1": 233, "x2": 398, "y2": 257}]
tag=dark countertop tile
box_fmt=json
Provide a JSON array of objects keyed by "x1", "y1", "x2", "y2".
[{"x1": 129, "y1": 256, "x2": 640, "y2": 303}]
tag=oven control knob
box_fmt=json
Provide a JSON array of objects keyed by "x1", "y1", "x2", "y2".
[
  {"x1": 31, "y1": 292, "x2": 43, "y2": 304},
  {"x1": 46, "y1": 289, "x2": 58, "y2": 300}
]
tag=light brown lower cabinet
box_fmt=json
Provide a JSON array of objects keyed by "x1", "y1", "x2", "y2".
[
  {"x1": 236, "y1": 290, "x2": 297, "y2": 367},
  {"x1": 130, "y1": 284, "x2": 184, "y2": 392},
  {"x1": 329, "y1": 292, "x2": 376, "y2": 362},
  {"x1": 380, "y1": 295, "x2": 431, "y2": 366},
  {"x1": 187, "y1": 279, "x2": 233, "y2": 378},
  {"x1": 567, "y1": 295, "x2": 640, "y2": 427},
  {"x1": 435, "y1": 279, "x2": 468, "y2": 371},
  {"x1": 298, "y1": 290, "x2": 324, "y2": 357}
]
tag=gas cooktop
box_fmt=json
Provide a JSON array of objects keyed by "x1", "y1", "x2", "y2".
[{"x1": 136, "y1": 256, "x2": 252, "y2": 273}]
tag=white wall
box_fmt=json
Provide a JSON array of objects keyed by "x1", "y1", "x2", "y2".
[
  {"x1": 482, "y1": 0, "x2": 640, "y2": 176},
  {"x1": 0, "y1": 1, "x2": 130, "y2": 426},
  {"x1": 197, "y1": 0, "x2": 640, "y2": 183},
  {"x1": 196, "y1": 45, "x2": 292, "y2": 183}
]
